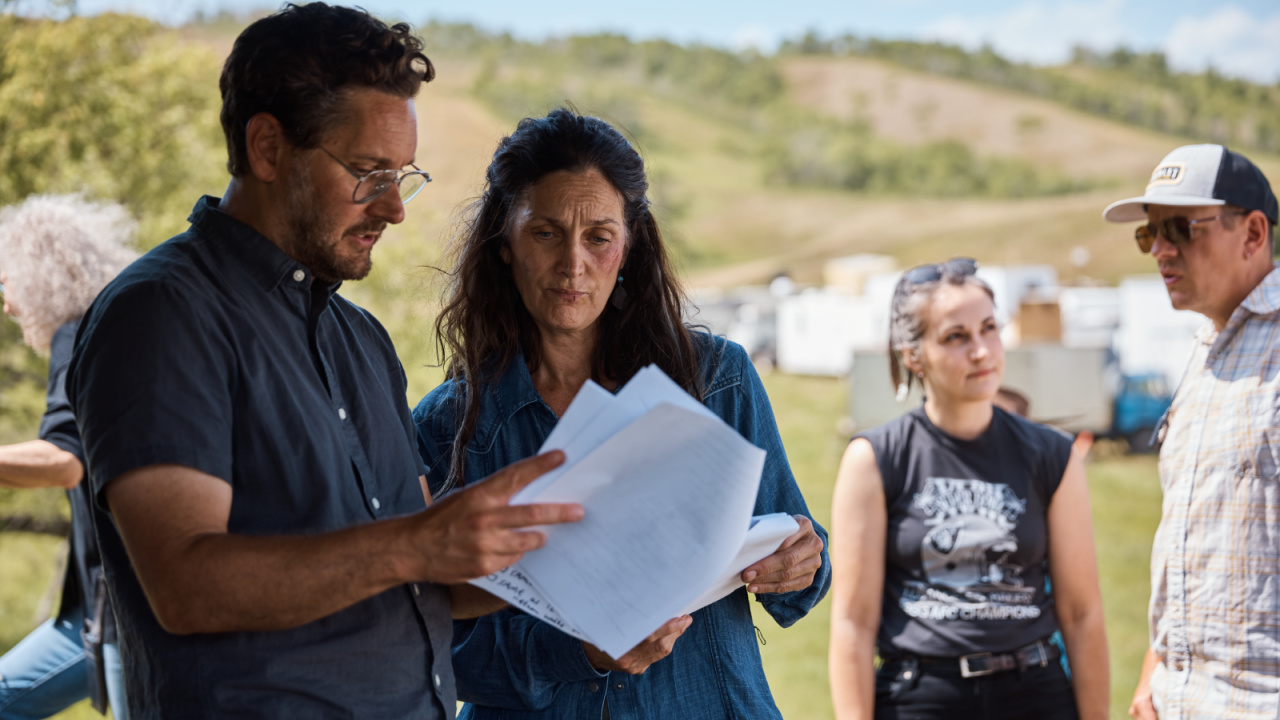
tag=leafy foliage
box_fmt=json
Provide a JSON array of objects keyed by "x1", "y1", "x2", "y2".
[
  {"x1": 0, "y1": 13, "x2": 227, "y2": 247},
  {"x1": 761, "y1": 117, "x2": 1091, "y2": 197},
  {"x1": 780, "y1": 32, "x2": 1280, "y2": 155},
  {"x1": 0, "y1": 15, "x2": 227, "y2": 528},
  {"x1": 443, "y1": 24, "x2": 1098, "y2": 198}
]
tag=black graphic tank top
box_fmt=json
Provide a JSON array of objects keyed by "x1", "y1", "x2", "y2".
[{"x1": 859, "y1": 405, "x2": 1073, "y2": 657}]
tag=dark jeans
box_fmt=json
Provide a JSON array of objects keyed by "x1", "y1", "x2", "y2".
[{"x1": 874, "y1": 656, "x2": 1079, "y2": 720}]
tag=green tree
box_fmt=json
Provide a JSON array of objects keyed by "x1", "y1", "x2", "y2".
[{"x1": 0, "y1": 13, "x2": 227, "y2": 247}]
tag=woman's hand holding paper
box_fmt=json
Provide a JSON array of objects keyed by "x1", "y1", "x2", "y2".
[
  {"x1": 740, "y1": 515, "x2": 824, "y2": 594},
  {"x1": 582, "y1": 615, "x2": 693, "y2": 674}
]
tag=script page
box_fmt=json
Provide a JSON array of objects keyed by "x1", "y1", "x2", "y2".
[
  {"x1": 679, "y1": 512, "x2": 799, "y2": 615},
  {"x1": 517, "y1": 402, "x2": 767, "y2": 658}
]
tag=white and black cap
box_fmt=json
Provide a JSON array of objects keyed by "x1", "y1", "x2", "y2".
[{"x1": 1103, "y1": 143, "x2": 1278, "y2": 224}]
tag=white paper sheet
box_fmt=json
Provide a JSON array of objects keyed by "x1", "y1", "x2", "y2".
[
  {"x1": 679, "y1": 513, "x2": 799, "y2": 616},
  {"x1": 469, "y1": 365, "x2": 784, "y2": 659}
]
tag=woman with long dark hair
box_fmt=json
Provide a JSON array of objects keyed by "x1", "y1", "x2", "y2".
[
  {"x1": 828, "y1": 259, "x2": 1109, "y2": 720},
  {"x1": 414, "y1": 107, "x2": 830, "y2": 719}
]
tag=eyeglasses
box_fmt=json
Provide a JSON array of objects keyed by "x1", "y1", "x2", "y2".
[
  {"x1": 321, "y1": 147, "x2": 432, "y2": 205},
  {"x1": 901, "y1": 257, "x2": 979, "y2": 286},
  {"x1": 1134, "y1": 212, "x2": 1243, "y2": 254}
]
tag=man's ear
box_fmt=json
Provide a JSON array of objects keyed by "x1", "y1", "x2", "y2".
[
  {"x1": 1242, "y1": 210, "x2": 1270, "y2": 260},
  {"x1": 498, "y1": 242, "x2": 511, "y2": 265},
  {"x1": 244, "y1": 113, "x2": 289, "y2": 184}
]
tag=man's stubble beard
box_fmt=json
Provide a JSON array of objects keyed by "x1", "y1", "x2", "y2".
[{"x1": 282, "y1": 162, "x2": 378, "y2": 284}]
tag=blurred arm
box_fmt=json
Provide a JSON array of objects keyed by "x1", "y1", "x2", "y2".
[
  {"x1": 829, "y1": 438, "x2": 886, "y2": 720},
  {"x1": 0, "y1": 439, "x2": 83, "y2": 489},
  {"x1": 1047, "y1": 452, "x2": 1110, "y2": 720}
]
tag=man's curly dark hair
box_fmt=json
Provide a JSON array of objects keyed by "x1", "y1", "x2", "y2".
[{"x1": 219, "y1": 3, "x2": 434, "y2": 177}]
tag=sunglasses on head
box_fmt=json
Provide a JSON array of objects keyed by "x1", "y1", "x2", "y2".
[
  {"x1": 1133, "y1": 211, "x2": 1244, "y2": 254},
  {"x1": 902, "y1": 257, "x2": 979, "y2": 286}
]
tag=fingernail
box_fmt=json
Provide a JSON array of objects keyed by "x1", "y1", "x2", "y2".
[
  {"x1": 743, "y1": 571, "x2": 757, "y2": 582},
  {"x1": 748, "y1": 585, "x2": 758, "y2": 593}
]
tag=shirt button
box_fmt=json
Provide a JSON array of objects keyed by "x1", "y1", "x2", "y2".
[
  {"x1": 587, "y1": 682, "x2": 599, "y2": 693},
  {"x1": 292, "y1": 269, "x2": 306, "y2": 282},
  {"x1": 371, "y1": 497, "x2": 381, "y2": 510},
  {"x1": 614, "y1": 681, "x2": 624, "y2": 690},
  {"x1": 338, "y1": 407, "x2": 347, "y2": 420},
  {"x1": 434, "y1": 673, "x2": 441, "y2": 687}
]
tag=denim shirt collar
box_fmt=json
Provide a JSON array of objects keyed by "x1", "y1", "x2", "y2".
[
  {"x1": 468, "y1": 338, "x2": 743, "y2": 453},
  {"x1": 470, "y1": 351, "x2": 553, "y2": 453},
  {"x1": 188, "y1": 195, "x2": 342, "y2": 296}
]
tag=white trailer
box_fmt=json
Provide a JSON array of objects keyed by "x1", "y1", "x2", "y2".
[
  {"x1": 776, "y1": 290, "x2": 878, "y2": 376},
  {"x1": 1114, "y1": 276, "x2": 1203, "y2": 389},
  {"x1": 848, "y1": 345, "x2": 1113, "y2": 434}
]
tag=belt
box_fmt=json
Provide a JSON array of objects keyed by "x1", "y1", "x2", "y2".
[{"x1": 910, "y1": 639, "x2": 1060, "y2": 679}]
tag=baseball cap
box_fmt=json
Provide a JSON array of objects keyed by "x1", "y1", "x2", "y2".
[{"x1": 1102, "y1": 144, "x2": 1278, "y2": 225}]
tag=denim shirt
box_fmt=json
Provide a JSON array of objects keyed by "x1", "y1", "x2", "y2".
[{"x1": 413, "y1": 334, "x2": 831, "y2": 720}]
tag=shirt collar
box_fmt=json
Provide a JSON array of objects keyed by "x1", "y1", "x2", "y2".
[
  {"x1": 188, "y1": 196, "x2": 338, "y2": 294},
  {"x1": 1201, "y1": 261, "x2": 1280, "y2": 354},
  {"x1": 471, "y1": 350, "x2": 554, "y2": 450},
  {"x1": 1239, "y1": 261, "x2": 1280, "y2": 317}
]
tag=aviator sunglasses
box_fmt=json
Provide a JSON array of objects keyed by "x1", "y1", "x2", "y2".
[
  {"x1": 901, "y1": 257, "x2": 979, "y2": 287},
  {"x1": 1133, "y1": 211, "x2": 1243, "y2": 254}
]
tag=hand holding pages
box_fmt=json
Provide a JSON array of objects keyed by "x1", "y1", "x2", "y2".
[{"x1": 470, "y1": 365, "x2": 797, "y2": 659}]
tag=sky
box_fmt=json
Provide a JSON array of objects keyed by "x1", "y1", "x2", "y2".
[{"x1": 59, "y1": 0, "x2": 1280, "y2": 83}]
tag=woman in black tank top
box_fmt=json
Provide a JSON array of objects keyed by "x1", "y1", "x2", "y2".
[{"x1": 828, "y1": 259, "x2": 1109, "y2": 720}]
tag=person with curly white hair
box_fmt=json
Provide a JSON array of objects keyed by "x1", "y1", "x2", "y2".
[{"x1": 0, "y1": 193, "x2": 136, "y2": 720}]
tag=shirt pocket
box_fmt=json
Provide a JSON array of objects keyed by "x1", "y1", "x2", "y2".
[
  {"x1": 1248, "y1": 425, "x2": 1280, "y2": 480},
  {"x1": 1238, "y1": 394, "x2": 1280, "y2": 480}
]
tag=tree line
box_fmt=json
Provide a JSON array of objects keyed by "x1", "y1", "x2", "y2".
[{"x1": 780, "y1": 32, "x2": 1280, "y2": 155}]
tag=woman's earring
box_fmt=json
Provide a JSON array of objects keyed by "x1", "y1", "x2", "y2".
[
  {"x1": 916, "y1": 371, "x2": 924, "y2": 379},
  {"x1": 610, "y1": 274, "x2": 627, "y2": 310}
]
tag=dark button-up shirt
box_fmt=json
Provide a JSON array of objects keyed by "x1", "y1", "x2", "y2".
[
  {"x1": 40, "y1": 318, "x2": 113, "y2": 710},
  {"x1": 67, "y1": 196, "x2": 455, "y2": 720},
  {"x1": 414, "y1": 336, "x2": 831, "y2": 719}
]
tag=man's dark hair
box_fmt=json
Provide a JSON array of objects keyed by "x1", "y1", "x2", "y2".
[{"x1": 219, "y1": 3, "x2": 434, "y2": 177}]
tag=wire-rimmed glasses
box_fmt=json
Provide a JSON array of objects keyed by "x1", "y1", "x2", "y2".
[{"x1": 321, "y1": 147, "x2": 432, "y2": 205}]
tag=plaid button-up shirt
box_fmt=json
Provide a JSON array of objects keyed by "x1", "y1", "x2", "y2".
[{"x1": 1149, "y1": 263, "x2": 1280, "y2": 720}]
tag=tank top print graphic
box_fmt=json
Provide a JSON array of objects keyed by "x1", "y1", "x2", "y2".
[
  {"x1": 902, "y1": 477, "x2": 1041, "y2": 622},
  {"x1": 859, "y1": 406, "x2": 1072, "y2": 657}
]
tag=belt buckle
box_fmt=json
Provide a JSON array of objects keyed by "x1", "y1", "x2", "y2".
[
  {"x1": 1029, "y1": 640, "x2": 1049, "y2": 668},
  {"x1": 959, "y1": 652, "x2": 996, "y2": 678}
]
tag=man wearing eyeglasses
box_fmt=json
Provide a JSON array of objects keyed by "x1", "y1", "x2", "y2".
[
  {"x1": 1102, "y1": 144, "x2": 1279, "y2": 720},
  {"x1": 64, "y1": 5, "x2": 580, "y2": 719}
]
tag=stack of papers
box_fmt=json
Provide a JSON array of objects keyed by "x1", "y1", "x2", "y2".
[{"x1": 470, "y1": 365, "x2": 799, "y2": 659}]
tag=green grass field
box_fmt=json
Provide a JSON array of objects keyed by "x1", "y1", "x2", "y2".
[{"x1": 0, "y1": 373, "x2": 1161, "y2": 719}]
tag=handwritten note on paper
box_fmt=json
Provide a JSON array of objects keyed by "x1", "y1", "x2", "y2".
[
  {"x1": 474, "y1": 566, "x2": 586, "y2": 641},
  {"x1": 469, "y1": 364, "x2": 791, "y2": 660}
]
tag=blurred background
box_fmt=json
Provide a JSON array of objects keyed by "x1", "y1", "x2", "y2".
[{"x1": 0, "y1": 1, "x2": 1277, "y2": 717}]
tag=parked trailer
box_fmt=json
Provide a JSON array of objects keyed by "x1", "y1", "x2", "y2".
[{"x1": 848, "y1": 345, "x2": 1168, "y2": 447}]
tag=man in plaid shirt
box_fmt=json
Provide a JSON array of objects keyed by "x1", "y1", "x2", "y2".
[{"x1": 1104, "y1": 144, "x2": 1280, "y2": 720}]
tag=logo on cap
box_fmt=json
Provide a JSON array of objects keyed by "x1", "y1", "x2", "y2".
[{"x1": 1148, "y1": 163, "x2": 1184, "y2": 186}]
